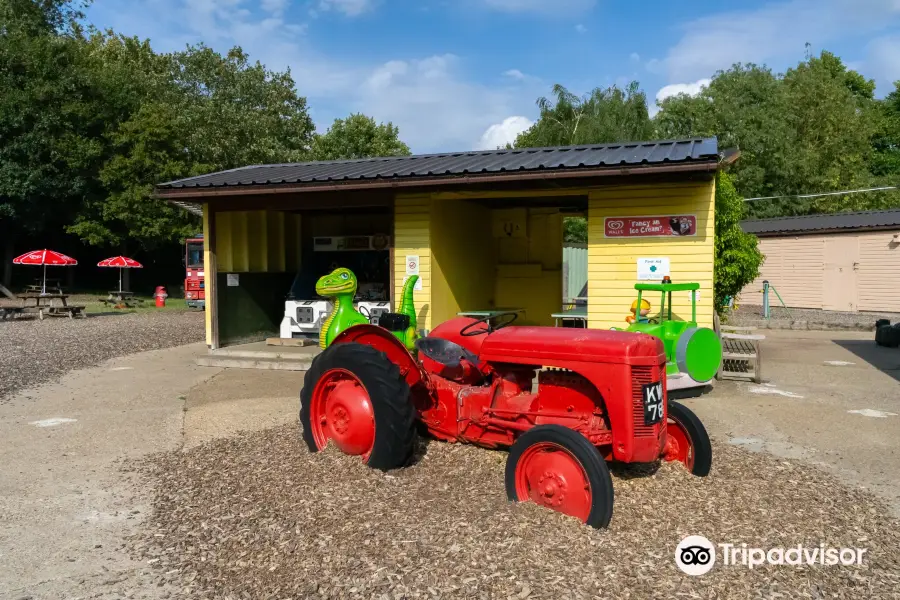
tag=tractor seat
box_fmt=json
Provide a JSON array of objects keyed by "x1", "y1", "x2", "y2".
[
  {"x1": 415, "y1": 337, "x2": 480, "y2": 368},
  {"x1": 378, "y1": 312, "x2": 410, "y2": 331}
]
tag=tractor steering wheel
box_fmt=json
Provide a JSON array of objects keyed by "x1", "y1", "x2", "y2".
[{"x1": 459, "y1": 311, "x2": 519, "y2": 337}]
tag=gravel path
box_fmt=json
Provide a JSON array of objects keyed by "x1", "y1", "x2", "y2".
[
  {"x1": 728, "y1": 305, "x2": 900, "y2": 330},
  {"x1": 0, "y1": 311, "x2": 204, "y2": 402},
  {"x1": 134, "y1": 425, "x2": 900, "y2": 599}
]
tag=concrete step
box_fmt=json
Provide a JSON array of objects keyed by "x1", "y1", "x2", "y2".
[
  {"x1": 196, "y1": 355, "x2": 313, "y2": 371},
  {"x1": 208, "y1": 349, "x2": 316, "y2": 361}
]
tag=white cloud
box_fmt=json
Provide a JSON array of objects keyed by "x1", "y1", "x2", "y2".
[
  {"x1": 85, "y1": 0, "x2": 543, "y2": 153},
  {"x1": 629, "y1": 52, "x2": 640, "y2": 62},
  {"x1": 317, "y1": 0, "x2": 375, "y2": 17},
  {"x1": 476, "y1": 116, "x2": 534, "y2": 150},
  {"x1": 575, "y1": 23, "x2": 587, "y2": 34},
  {"x1": 261, "y1": 0, "x2": 289, "y2": 15},
  {"x1": 504, "y1": 68, "x2": 527, "y2": 80},
  {"x1": 664, "y1": 0, "x2": 900, "y2": 84},
  {"x1": 356, "y1": 55, "x2": 538, "y2": 152},
  {"x1": 477, "y1": 0, "x2": 595, "y2": 14},
  {"x1": 650, "y1": 78, "x2": 710, "y2": 117},
  {"x1": 655, "y1": 78, "x2": 711, "y2": 103}
]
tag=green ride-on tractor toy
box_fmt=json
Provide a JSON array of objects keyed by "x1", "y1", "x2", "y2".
[{"x1": 612, "y1": 278, "x2": 722, "y2": 393}]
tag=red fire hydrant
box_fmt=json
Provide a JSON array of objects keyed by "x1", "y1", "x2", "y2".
[{"x1": 154, "y1": 285, "x2": 168, "y2": 308}]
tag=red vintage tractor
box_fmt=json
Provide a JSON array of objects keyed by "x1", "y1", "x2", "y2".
[{"x1": 299, "y1": 312, "x2": 711, "y2": 528}]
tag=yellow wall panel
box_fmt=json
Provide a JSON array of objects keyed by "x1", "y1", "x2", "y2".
[
  {"x1": 394, "y1": 195, "x2": 432, "y2": 331},
  {"x1": 213, "y1": 209, "x2": 300, "y2": 274},
  {"x1": 430, "y1": 199, "x2": 495, "y2": 325},
  {"x1": 587, "y1": 181, "x2": 715, "y2": 329}
]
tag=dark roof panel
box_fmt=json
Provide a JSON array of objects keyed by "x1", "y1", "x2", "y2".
[
  {"x1": 158, "y1": 137, "x2": 718, "y2": 190},
  {"x1": 741, "y1": 210, "x2": 900, "y2": 235}
]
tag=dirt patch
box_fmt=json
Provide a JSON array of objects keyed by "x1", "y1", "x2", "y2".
[{"x1": 133, "y1": 426, "x2": 900, "y2": 598}]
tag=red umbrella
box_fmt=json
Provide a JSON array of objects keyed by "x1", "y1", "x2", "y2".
[
  {"x1": 97, "y1": 256, "x2": 143, "y2": 293},
  {"x1": 12, "y1": 249, "x2": 78, "y2": 294}
]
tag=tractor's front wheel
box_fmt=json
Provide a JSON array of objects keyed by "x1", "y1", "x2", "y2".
[
  {"x1": 663, "y1": 401, "x2": 712, "y2": 476},
  {"x1": 300, "y1": 342, "x2": 416, "y2": 471},
  {"x1": 505, "y1": 425, "x2": 614, "y2": 529}
]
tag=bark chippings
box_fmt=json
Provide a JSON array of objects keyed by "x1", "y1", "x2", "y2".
[{"x1": 132, "y1": 425, "x2": 900, "y2": 599}]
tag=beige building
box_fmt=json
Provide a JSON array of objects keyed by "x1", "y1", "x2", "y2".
[{"x1": 739, "y1": 210, "x2": 900, "y2": 313}]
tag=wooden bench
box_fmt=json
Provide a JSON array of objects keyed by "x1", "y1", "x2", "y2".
[
  {"x1": 714, "y1": 314, "x2": 764, "y2": 383},
  {"x1": 39, "y1": 305, "x2": 86, "y2": 319}
]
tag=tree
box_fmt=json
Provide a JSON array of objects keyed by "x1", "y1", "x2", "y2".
[
  {"x1": 514, "y1": 82, "x2": 655, "y2": 148},
  {"x1": 68, "y1": 42, "x2": 316, "y2": 251},
  {"x1": 563, "y1": 217, "x2": 587, "y2": 244},
  {"x1": 311, "y1": 114, "x2": 410, "y2": 161},
  {"x1": 656, "y1": 52, "x2": 882, "y2": 218},
  {"x1": 714, "y1": 172, "x2": 763, "y2": 313},
  {"x1": 0, "y1": 0, "x2": 96, "y2": 282}
]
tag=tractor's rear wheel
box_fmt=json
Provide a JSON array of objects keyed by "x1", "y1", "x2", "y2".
[
  {"x1": 300, "y1": 342, "x2": 416, "y2": 471},
  {"x1": 663, "y1": 401, "x2": 712, "y2": 476},
  {"x1": 505, "y1": 425, "x2": 614, "y2": 529}
]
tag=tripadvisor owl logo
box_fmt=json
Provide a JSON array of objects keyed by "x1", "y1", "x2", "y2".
[{"x1": 675, "y1": 535, "x2": 716, "y2": 575}]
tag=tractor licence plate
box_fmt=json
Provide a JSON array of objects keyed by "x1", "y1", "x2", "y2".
[{"x1": 642, "y1": 381, "x2": 664, "y2": 425}]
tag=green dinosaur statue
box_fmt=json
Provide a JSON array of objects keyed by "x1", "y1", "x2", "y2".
[
  {"x1": 316, "y1": 268, "x2": 369, "y2": 349},
  {"x1": 394, "y1": 275, "x2": 419, "y2": 350}
]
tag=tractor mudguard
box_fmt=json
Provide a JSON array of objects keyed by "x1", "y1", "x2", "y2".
[{"x1": 332, "y1": 324, "x2": 427, "y2": 392}]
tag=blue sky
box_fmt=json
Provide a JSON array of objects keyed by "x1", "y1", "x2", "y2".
[{"x1": 85, "y1": 0, "x2": 900, "y2": 154}]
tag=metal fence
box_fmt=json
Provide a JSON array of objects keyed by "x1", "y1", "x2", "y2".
[{"x1": 563, "y1": 244, "x2": 588, "y2": 307}]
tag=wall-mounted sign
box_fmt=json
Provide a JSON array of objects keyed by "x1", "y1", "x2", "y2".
[
  {"x1": 605, "y1": 215, "x2": 697, "y2": 238},
  {"x1": 226, "y1": 273, "x2": 240, "y2": 287},
  {"x1": 405, "y1": 255, "x2": 422, "y2": 291},
  {"x1": 637, "y1": 257, "x2": 670, "y2": 281}
]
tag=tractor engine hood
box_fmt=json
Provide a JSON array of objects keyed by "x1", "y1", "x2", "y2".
[{"x1": 479, "y1": 327, "x2": 664, "y2": 367}]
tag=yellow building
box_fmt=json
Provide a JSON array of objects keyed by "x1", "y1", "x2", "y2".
[{"x1": 156, "y1": 138, "x2": 723, "y2": 349}]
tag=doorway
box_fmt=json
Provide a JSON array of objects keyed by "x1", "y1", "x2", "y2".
[{"x1": 823, "y1": 235, "x2": 859, "y2": 312}]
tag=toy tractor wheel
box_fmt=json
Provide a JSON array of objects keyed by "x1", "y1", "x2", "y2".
[
  {"x1": 663, "y1": 401, "x2": 712, "y2": 476},
  {"x1": 675, "y1": 327, "x2": 722, "y2": 383},
  {"x1": 505, "y1": 425, "x2": 614, "y2": 529},
  {"x1": 300, "y1": 342, "x2": 416, "y2": 471}
]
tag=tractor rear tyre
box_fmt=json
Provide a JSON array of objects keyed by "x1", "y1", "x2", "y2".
[
  {"x1": 300, "y1": 342, "x2": 416, "y2": 471},
  {"x1": 664, "y1": 401, "x2": 712, "y2": 476},
  {"x1": 505, "y1": 425, "x2": 614, "y2": 529}
]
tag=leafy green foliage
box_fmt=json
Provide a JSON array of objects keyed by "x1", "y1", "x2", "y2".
[
  {"x1": 515, "y1": 82, "x2": 655, "y2": 147},
  {"x1": 657, "y1": 51, "x2": 893, "y2": 218},
  {"x1": 714, "y1": 172, "x2": 763, "y2": 312},
  {"x1": 563, "y1": 217, "x2": 587, "y2": 244},
  {"x1": 312, "y1": 114, "x2": 410, "y2": 161}
]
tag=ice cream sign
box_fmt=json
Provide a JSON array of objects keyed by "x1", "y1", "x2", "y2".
[{"x1": 604, "y1": 215, "x2": 697, "y2": 238}]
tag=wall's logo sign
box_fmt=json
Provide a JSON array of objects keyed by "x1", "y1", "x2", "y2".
[
  {"x1": 607, "y1": 220, "x2": 625, "y2": 230},
  {"x1": 675, "y1": 535, "x2": 716, "y2": 576}
]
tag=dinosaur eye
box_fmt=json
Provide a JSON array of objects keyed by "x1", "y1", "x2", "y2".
[{"x1": 340, "y1": 272, "x2": 349, "y2": 280}]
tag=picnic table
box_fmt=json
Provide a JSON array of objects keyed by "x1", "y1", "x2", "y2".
[
  {"x1": 100, "y1": 290, "x2": 142, "y2": 308},
  {"x1": 16, "y1": 292, "x2": 85, "y2": 320},
  {"x1": 552, "y1": 306, "x2": 588, "y2": 328}
]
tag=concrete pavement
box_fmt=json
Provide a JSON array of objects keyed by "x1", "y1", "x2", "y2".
[
  {"x1": 682, "y1": 328, "x2": 900, "y2": 515},
  {"x1": 0, "y1": 343, "x2": 219, "y2": 600}
]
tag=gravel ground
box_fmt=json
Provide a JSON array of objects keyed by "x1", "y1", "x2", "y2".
[
  {"x1": 728, "y1": 304, "x2": 900, "y2": 330},
  {"x1": 133, "y1": 425, "x2": 900, "y2": 599},
  {"x1": 0, "y1": 311, "x2": 204, "y2": 402}
]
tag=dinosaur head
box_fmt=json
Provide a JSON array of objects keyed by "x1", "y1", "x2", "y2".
[{"x1": 316, "y1": 267, "x2": 358, "y2": 297}]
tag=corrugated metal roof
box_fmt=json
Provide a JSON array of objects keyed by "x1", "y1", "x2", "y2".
[
  {"x1": 170, "y1": 199, "x2": 202, "y2": 216},
  {"x1": 157, "y1": 138, "x2": 718, "y2": 190},
  {"x1": 741, "y1": 209, "x2": 900, "y2": 235}
]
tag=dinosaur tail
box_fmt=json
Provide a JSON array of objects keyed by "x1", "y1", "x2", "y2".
[{"x1": 399, "y1": 275, "x2": 418, "y2": 331}]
